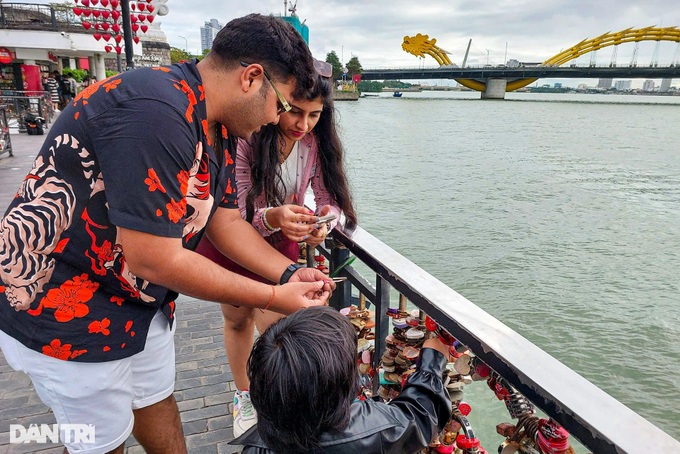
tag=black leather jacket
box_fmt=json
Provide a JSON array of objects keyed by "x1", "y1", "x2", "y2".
[{"x1": 232, "y1": 348, "x2": 452, "y2": 454}]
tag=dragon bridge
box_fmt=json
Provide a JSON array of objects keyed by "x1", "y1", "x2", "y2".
[{"x1": 402, "y1": 26, "x2": 680, "y2": 92}]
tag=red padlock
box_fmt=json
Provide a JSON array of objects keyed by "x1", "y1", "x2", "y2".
[{"x1": 455, "y1": 434, "x2": 480, "y2": 450}]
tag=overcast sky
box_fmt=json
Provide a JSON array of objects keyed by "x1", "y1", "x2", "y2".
[
  {"x1": 165, "y1": 0, "x2": 680, "y2": 88},
  {"x1": 36, "y1": 0, "x2": 680, "y2": 86}
]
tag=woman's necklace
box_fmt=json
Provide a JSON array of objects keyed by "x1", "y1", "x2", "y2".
[
  {"x1": 279, "y1": 139, "x2": 295, "y2": 163},
  {"x1": 279, "y1": 141, "x2": 301, "y2": 204}
]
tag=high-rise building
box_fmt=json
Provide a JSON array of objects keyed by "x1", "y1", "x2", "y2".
[
  {"x1": 614, "y1": 80, "x2": 632, "y2": 90},
  {"x1": 597, "y1": 78, "x2": 613, "y2": 89},
  {"x1": 659, "y1": 78, "x2": 672, "y2": 92},
  {"x1": 642, "y1": 80, "x2": 655, "y2": 92},
  {"x1": 200, "y1": 19, "x2": 223, "y2": 52}
]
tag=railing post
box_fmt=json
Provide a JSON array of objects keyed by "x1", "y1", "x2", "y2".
[
  {"x1": 372, "y1": 276, "x2": 390, "y2": 395},
  {"x1": 50, "y1": 6, "x2": 57, "y2": 30},
  {"x1": 329, "y1": 241, "x2": 350, "y2": 309}
]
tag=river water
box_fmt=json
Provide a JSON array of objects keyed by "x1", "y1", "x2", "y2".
[{"x1": 335, "y1": 91, "x2": 680, "y2": 449}]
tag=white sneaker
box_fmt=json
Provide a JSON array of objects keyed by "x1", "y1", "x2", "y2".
[{"x1": 233, "y1": 390, "x2": 258, "y2": 437}]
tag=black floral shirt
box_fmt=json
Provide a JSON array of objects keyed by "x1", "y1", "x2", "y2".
[{"x1": 0, "y1": 60, "x2": 237, "y2": 362}]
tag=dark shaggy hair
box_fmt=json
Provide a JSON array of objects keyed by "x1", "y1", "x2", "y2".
[
  {"x1": 207, "y1": 13, "x2": 316, "y2": 100},
  {"x1": 247, "y1": 306, "x2": 359, "y2": 452},
  {"x1": 244, "y1": 73, "x2": 357, "y2": 228}
]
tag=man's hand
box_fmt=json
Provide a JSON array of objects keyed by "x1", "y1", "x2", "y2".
[
  {"x1": 289, "y1": 267, "x2": 336, "y2": 291},
  {"x1": 273, "y1": 281, "x2": 330, "y2": 314}
]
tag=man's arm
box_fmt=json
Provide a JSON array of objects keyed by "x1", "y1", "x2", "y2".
[
  {"x1": 205, "y1": 207, "x2": 299, "y2": 283},
  {"x1": 118, "y1": 225, "x2": 329, "y2": 314}
]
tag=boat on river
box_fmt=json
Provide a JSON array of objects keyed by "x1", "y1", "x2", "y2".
[{"x1": 393, "y1": 91, "x2": 403, "y2": 97}]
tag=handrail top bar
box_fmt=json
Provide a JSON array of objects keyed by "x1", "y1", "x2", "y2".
[{"x1": 331, "y1": 222, "x2": 680, "y2": 452}]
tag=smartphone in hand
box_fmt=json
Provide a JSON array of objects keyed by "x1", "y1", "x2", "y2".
[{"x1": 317, "y1": 213, "x2": 337, "y2": 223}]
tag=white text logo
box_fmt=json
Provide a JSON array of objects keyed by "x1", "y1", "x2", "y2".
[{"x1": 9, "y1": 424, "x2": 95, "y2": 444}]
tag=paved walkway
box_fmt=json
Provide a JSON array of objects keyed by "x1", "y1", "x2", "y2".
[{"x1": 0, "y1": 130, "x2": 242, "y2": 453}]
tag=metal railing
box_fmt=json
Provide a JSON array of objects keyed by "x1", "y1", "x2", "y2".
[
  {"x1": 0, "y1": 2, "x2": 84, "y2": 32},
  {"x1": 0, "y1": 107, "x2": 13, "y2": 157},
  {"x1": 317, "y1": 222, "x2": 680, "y2": 454},
  {"x1": 0, "y1": 91, "x2": 52, "y2": 133}
]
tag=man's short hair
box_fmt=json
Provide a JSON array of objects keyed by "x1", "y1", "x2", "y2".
[
  {"x1": 248, "y1": 306, "x2": 359, "y2": 452},
  {"x1": 209, "y1": 13, "x2": 316, "y2": 101}
]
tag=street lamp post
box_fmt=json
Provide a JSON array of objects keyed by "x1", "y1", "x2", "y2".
[
  {"x1": 486, "y1": 49, "x2": 490, "y2": 65},
  {"x1": 120, "y1": 0, "x2": 135, "y2": 70},
  {"x1": 178, "y1": 36, "x2": 188, "y2": 55}
]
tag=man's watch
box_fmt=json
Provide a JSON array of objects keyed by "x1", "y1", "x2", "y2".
[{"x1": 279, "y1": 263, "x2": 303, "y2": 285}]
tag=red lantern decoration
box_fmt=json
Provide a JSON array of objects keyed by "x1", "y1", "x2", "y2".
[
  {"x1": 133, "y1": 36, "x2": 140, "y2": 44},
  {"x1": 110, "y1": 0, "x2": 120, "y2": 8},
  {"x1": 93, "y1": 32, "x2": 102, "y2": 40},
  {"x1": 112, "y1": 23, "x2": 121, "y2": 33},
  {"x1": 147, "y1": 15, "x2": 154, "y2": 23},
  {"x1": 73, "y1": 7, "x2": 83, "y2": 15},
  {"x1": 104, "y1": 45, "x2": 113, "y2": 53},
  {"x1": 140, "y1": 24, "x2": 148, "y2": 33},
  {"x1": 102, "y1": 33, "x2": 111, "y2": 41},
  {"x1": 82, "y1": 21, "x2": 92, "y2": 29},
  {"x1": 138, "y1": 14, "x2": 146, "y2": 22},
  {"x1": 111, "y1": 10, "x2": 120, "y2": 20},
  {"x1": 100, "y1": 0, "x2": 109, "y2": 6},
  {"x1": 114, "y1": 34, "x2": 123, "y2": 43}
]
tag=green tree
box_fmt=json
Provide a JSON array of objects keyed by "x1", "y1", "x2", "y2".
[
  {"x1": 346, "y1": 56, "x2": 362, "y2": 77},
  {"x1": 357, "y1": 80, "x2": 383, "y2": 92},
  {"x1": 170, "y1": 47, "x2": 192, "y2": 64},
  {"x1": 325, "y1": 51, "x2": 342, "y2": 81}
]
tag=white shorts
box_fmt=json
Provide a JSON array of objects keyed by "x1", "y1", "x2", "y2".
[{"x1": 0, "y1": 310, "x2": 176, "y2": 454}]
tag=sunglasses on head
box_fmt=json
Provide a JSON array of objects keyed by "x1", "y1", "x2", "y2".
[
  {"x1": 314, "y1": 59, "x2": 333, "y2": 78},
  {"x1": 240, "y1": 61, "x2": 292, "y2": 114}
]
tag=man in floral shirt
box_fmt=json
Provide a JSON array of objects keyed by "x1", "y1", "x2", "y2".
[{"x1": 0, "y1": 14, "x2": 332, "y2": 454}]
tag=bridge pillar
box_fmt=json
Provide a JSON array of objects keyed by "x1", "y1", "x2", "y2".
[{"x1": 482, "y1": 78, "x2": 507, "y2": 99}]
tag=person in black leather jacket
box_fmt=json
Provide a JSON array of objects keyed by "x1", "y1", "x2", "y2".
[{"x1": 231, "y1": 305, "x2": 452, "y2": 453}]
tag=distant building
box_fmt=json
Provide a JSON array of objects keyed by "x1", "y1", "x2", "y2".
[
  {"x1": 200, "y1": 19, "x2": 223, "y2": 52},
  {"x1": 597, "y1": 78, "x2": 613, "y2": 89},
  {"x1": 554, "y1": 82, "x2": 562, "y2": 89},
  {"x1": 614, "y1": 80, "x2": 632, "y2": 90},
  {"x1": 659, "y1": 78, "x2": 672, "y2": 92},
  {"x1": 642, "y1": 80, "x2": 655, "y2": 92}
]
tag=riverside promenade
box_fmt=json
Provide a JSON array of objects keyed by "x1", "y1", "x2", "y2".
[{"x1": 0, "y1": 131, "x2": 242, "y2": 453}]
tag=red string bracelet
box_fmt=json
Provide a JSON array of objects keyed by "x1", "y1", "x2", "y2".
[{"x1": 260, "y1": 286, "x2": 276, "y2": 313}]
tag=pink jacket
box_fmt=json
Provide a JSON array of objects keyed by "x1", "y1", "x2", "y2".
[{"x1": 236, "y1": 133, "x2": 341, "y2": 237}]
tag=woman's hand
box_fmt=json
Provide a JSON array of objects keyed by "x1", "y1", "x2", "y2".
[
  {"x1": 305, "y1": 223, "x2": 328, "y2": 247},
  {"x1": 306, "y1": 204, "x2": 333, "y2": 247},
  {"x1": 268, "y1": 205, "x2": 319, "y2": 242}
]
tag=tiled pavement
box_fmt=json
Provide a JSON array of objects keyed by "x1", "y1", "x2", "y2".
[{"x1": 0, "y1": 129, "x2": 242, "y2": 453}]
